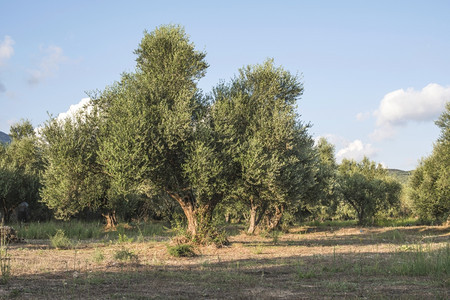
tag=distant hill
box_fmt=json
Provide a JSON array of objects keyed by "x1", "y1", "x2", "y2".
[
  {"x1": 0, "y1": 131, "x2": 11, "y2": 144},
  {"x1": 387, "y1": 169, "x2": 412, "y2": 184}
]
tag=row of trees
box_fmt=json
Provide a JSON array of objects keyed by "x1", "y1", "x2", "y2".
[{"x1": 1, "y1": 25, "x2": 448, "y2": 241}]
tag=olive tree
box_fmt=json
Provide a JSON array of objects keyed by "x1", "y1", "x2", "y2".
[
  {"x1": 338, "y1": 157, "x2": 402, "y2": 225},
  {"x1": 96, "y1": 25, "x2": 227, "y2": 239},
  {"x1": 39, "y1": 106, "x2": 120, "y2": 226},
  {"x1": 212, "y1": 60, "x2": 315, "y2": 233},
  {"x1": 409, "y1": 102, "x2": 449, "y2": 223},
  {"x1": 0, "y1": 120, "x2": 42, "y2": 222}
]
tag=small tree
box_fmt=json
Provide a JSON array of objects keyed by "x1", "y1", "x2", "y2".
[
  {"x1": 409, "y1": 102, "x2": 449, "y2": 223},
  {"x1": 40, "y1": 107, "x2": 119, "y2": 226},
  {"x1": 0, "y1": 120, "x2": 42, "y2": 222},
  {"x1": 301, "y1": 138, "x2": 339, "y2": 221},
  {"x1": 338, "y1": 157, "x2": 401, "y2": 225}
]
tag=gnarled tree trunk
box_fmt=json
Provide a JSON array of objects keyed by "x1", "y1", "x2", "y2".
[
  {"x1": 267, "y1": 205, "x2": 284, "y2": 231},
  {"x1": 103, "y1": 211, "x2": 117, "y2": 229}
]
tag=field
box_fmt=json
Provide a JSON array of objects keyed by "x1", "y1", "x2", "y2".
[{"x1": 0, "y1": 223, "x2": 449, "y2": 299}]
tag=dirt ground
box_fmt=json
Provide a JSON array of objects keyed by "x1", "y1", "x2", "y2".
[{"x1": 0, "y1": 225, "x2": 449, "y2": 299}]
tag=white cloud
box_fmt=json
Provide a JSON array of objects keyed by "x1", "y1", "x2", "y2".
[
  {"x1": 316, "y1": 134, "x2": 378, "y2": 163},
  {"x1": 0, "y1": 36, "x2": 14, "y2": 93},
  {"x1": 356, "y1": 112, "x2": 371, "y2": 121},
  {"x1": 371, "y1": 83, "x2": 450, "y2": 140},
  {"x1": 0, "y1": 36, "x2": 14, "y2": 66},
  {"x1": 56, "y1": 98, "x2": 92, "y2": 121},
  {"x1": 336, "y1": 139, "x2": 378, "y2": 163},
  {"x1": 27, "y1": 45, "x2": 67, "y2": 85}
]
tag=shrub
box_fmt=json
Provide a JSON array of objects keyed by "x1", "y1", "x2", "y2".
[
  {"x1": 50, "y1": 229, "x2": 72, "y2": 249},
  {"x1": 167, "y1": 244, "x2": 196, "y2": 257},
  {"x1": 114, "y1": 247, "x2": 137, "y2": 261}
]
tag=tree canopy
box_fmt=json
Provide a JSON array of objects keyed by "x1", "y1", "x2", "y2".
[{"x1": 409, "y1": 102, "x2": 449, "y2": 223}]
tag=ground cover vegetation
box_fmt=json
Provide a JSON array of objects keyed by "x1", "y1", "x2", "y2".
[{"x1": 0, "y1": 224, "x2": 448, "y2": 299}]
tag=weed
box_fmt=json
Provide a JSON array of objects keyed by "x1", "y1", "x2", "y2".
[
  {"x1": 0, "y1": 233, "x2": 11, "y2": 284},
  {"x1": 50, "y1": 229, "x2": 73, "y2": 249},
  {"x1": 92, "y1": 248, "x2": 105, "y2": 263},
  {"x1": 117, "y1": 233, "x2": 134, "y2": 244},
  {"x1": 253, "y1": 244, "x2": 264, "y2": 255},
  {"x1": 114, "y1": 247, "x2": 138, "y2": 261},
  {"x1": 379, "y1": 229, "x2": 404, "y2": 242},
  {"x1": 271, "y1": 230, "x2": 281, "y2": 245},
  {"x1": 167, "y1": 244, "x2": 196, "y2": 257}
]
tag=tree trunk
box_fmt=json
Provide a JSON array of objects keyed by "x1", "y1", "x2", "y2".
[
  {"x1": 167, "y1": 191, "x2": 198, "y2": 237},
  {"x1": 225, "y1": 212, "x2": 230, "y2": 223},
  {"x1": 103, "y1": 211, "x2": 117, "y2": 229},
  {"x1": 267, "y1": 205, "x2": 284, "y2": 231},
  {"x1": 247, "y1": 202, "x2": 259, "y2": 234}
]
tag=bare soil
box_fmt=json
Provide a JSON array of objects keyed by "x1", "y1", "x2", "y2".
[{"x1": 0, "y1": 225, "x2": 449, "y2": 299}]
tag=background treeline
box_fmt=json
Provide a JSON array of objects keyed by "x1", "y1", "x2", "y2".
[{"x1": 1, "y1": 26, "x2": 448, "y2": 243}]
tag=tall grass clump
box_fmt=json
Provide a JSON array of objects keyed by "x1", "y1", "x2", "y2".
[
  {"x1": 17, "y1": 220, "x2": 104, "y2": 240},
  {"x1": 50, "y1": 230, "x2": 73, "y2": 249},
  {"x1": 394, "y1": 244, "x2": 450, "y2": 276},
  {"x1": 0, "y1": 234, "x2": 11, "y2": 284}
]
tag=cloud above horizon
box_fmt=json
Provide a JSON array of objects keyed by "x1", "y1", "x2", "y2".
[
  {"x1": 27, "y1": 45, "x2": 67, "y2": 85},
  {"x1": 0, "y1": 36, "x2": 14, "y2": 66},
  {"x1": 56, "y1": 97, "x2": 92, "y2": 121},
  {"x1": 0, "y1": 35, "x2": 14, "y2": 93},
  {"x1": 371, "y1": 83, "x2": 450, "y2": 140},
  {"x1": 336, "y1": 139, "x2": 378, "y2": 162},
  {"x1": 316, "y1": 134, "x2": 378, "y2": 163}
]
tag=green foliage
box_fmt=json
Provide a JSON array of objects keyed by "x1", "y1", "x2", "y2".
[
  {"x1": 394, "y1": 244, "x2": 450, "y2": 276},
  {"x1": 338, "y1": 157, "x2": 402, "y2": 225},
  {"x1": 117, "y1": 233, "x2": 134, "y2": 244},
  {"x1": 409, "y1": 103, "x2": 450, "y2": 223},
  {"x1": 0, "y1": 120, "x2": 42, "y2": 222},
  {"x1": 167, "y1": 244, "x2": 196, "y2": 257},
  {"x1": 92, "y1": 248, "x2": 105, "y2": 263},
  {"x1": 212, "y1": 59, "x2": 315, "y2": 233},
  {"x1": 96, "y1": 25, "x2": 227, "y2": 239},
  {"x1": 0, "y1": 234, "x2": 11, "y2": 284},
  {"x1": 9, "y1": 119, "x2": 35, "y2": 141},
  {"x1": 114, "y1": 247, "x2": 138, "y2": 261},
  {"x1": 40, "y1": 106, "x2": 113, "y2": 221},
  {"x1": 17, "y1": 220, "x2": 104, "y2": 240},
  {"x1": 50, "y1": 229, "x2": 73, "y2": 249},
  {"x1": 302, "y1": 138, "x2": 339, "y2": 221}
]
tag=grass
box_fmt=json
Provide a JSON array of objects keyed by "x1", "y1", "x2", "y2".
[
  {"x1": 3, "y1": 222, "x2": 449, "y2": 299},
  {"x1": 114, "y1": 247, "x2": 138, "y2": 261},
  {"x1": 50, "y1": 229, "x2": 73, "y2": 249},
  {"x1": 16, "y1": 220, "x2": 171, "y2": 241},
  {"x1": 0, "y1": 234, "x2": 11, "y2": 284},
  {"x1": 393, "y1": 243, "x2": 450, "y2": 277},
  {"x1": 167, "y1": 244, "x2": 196, "y2": 257},
  {"x1": 301, "y1": 219, "x2": 357, "y2": 227}
]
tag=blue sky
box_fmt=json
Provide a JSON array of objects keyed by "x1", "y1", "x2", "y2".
[{"x1": 1, "y1": 0, "x2": 449, "y2": 170}]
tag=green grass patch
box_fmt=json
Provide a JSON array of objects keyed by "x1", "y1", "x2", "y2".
[
  {"x1": 50, "y1": 229, "x2": 73, "y2": 249},
  {"x1": 167, "y1": 244, "x2": 196, "y2": 257},
  {"x1": 375, "y1": 217, "x2": 421, "y2": 227},
  {"x1": 301, "y1": 220, "x2": 357, "y2": 227},
  {"x1": 392, "y1": 244, "x2": 450, "y2": 277},
  {"x1": 16, "y1": 220, "x2": 171, "y2": 241},
  {"x1": 114, "y1": 247, "x2": 138, "y2": 261}
]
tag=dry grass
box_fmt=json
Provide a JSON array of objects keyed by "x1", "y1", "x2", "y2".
[{"x1": 0, "y1": 225, "x2": 448, "y2": 299}]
